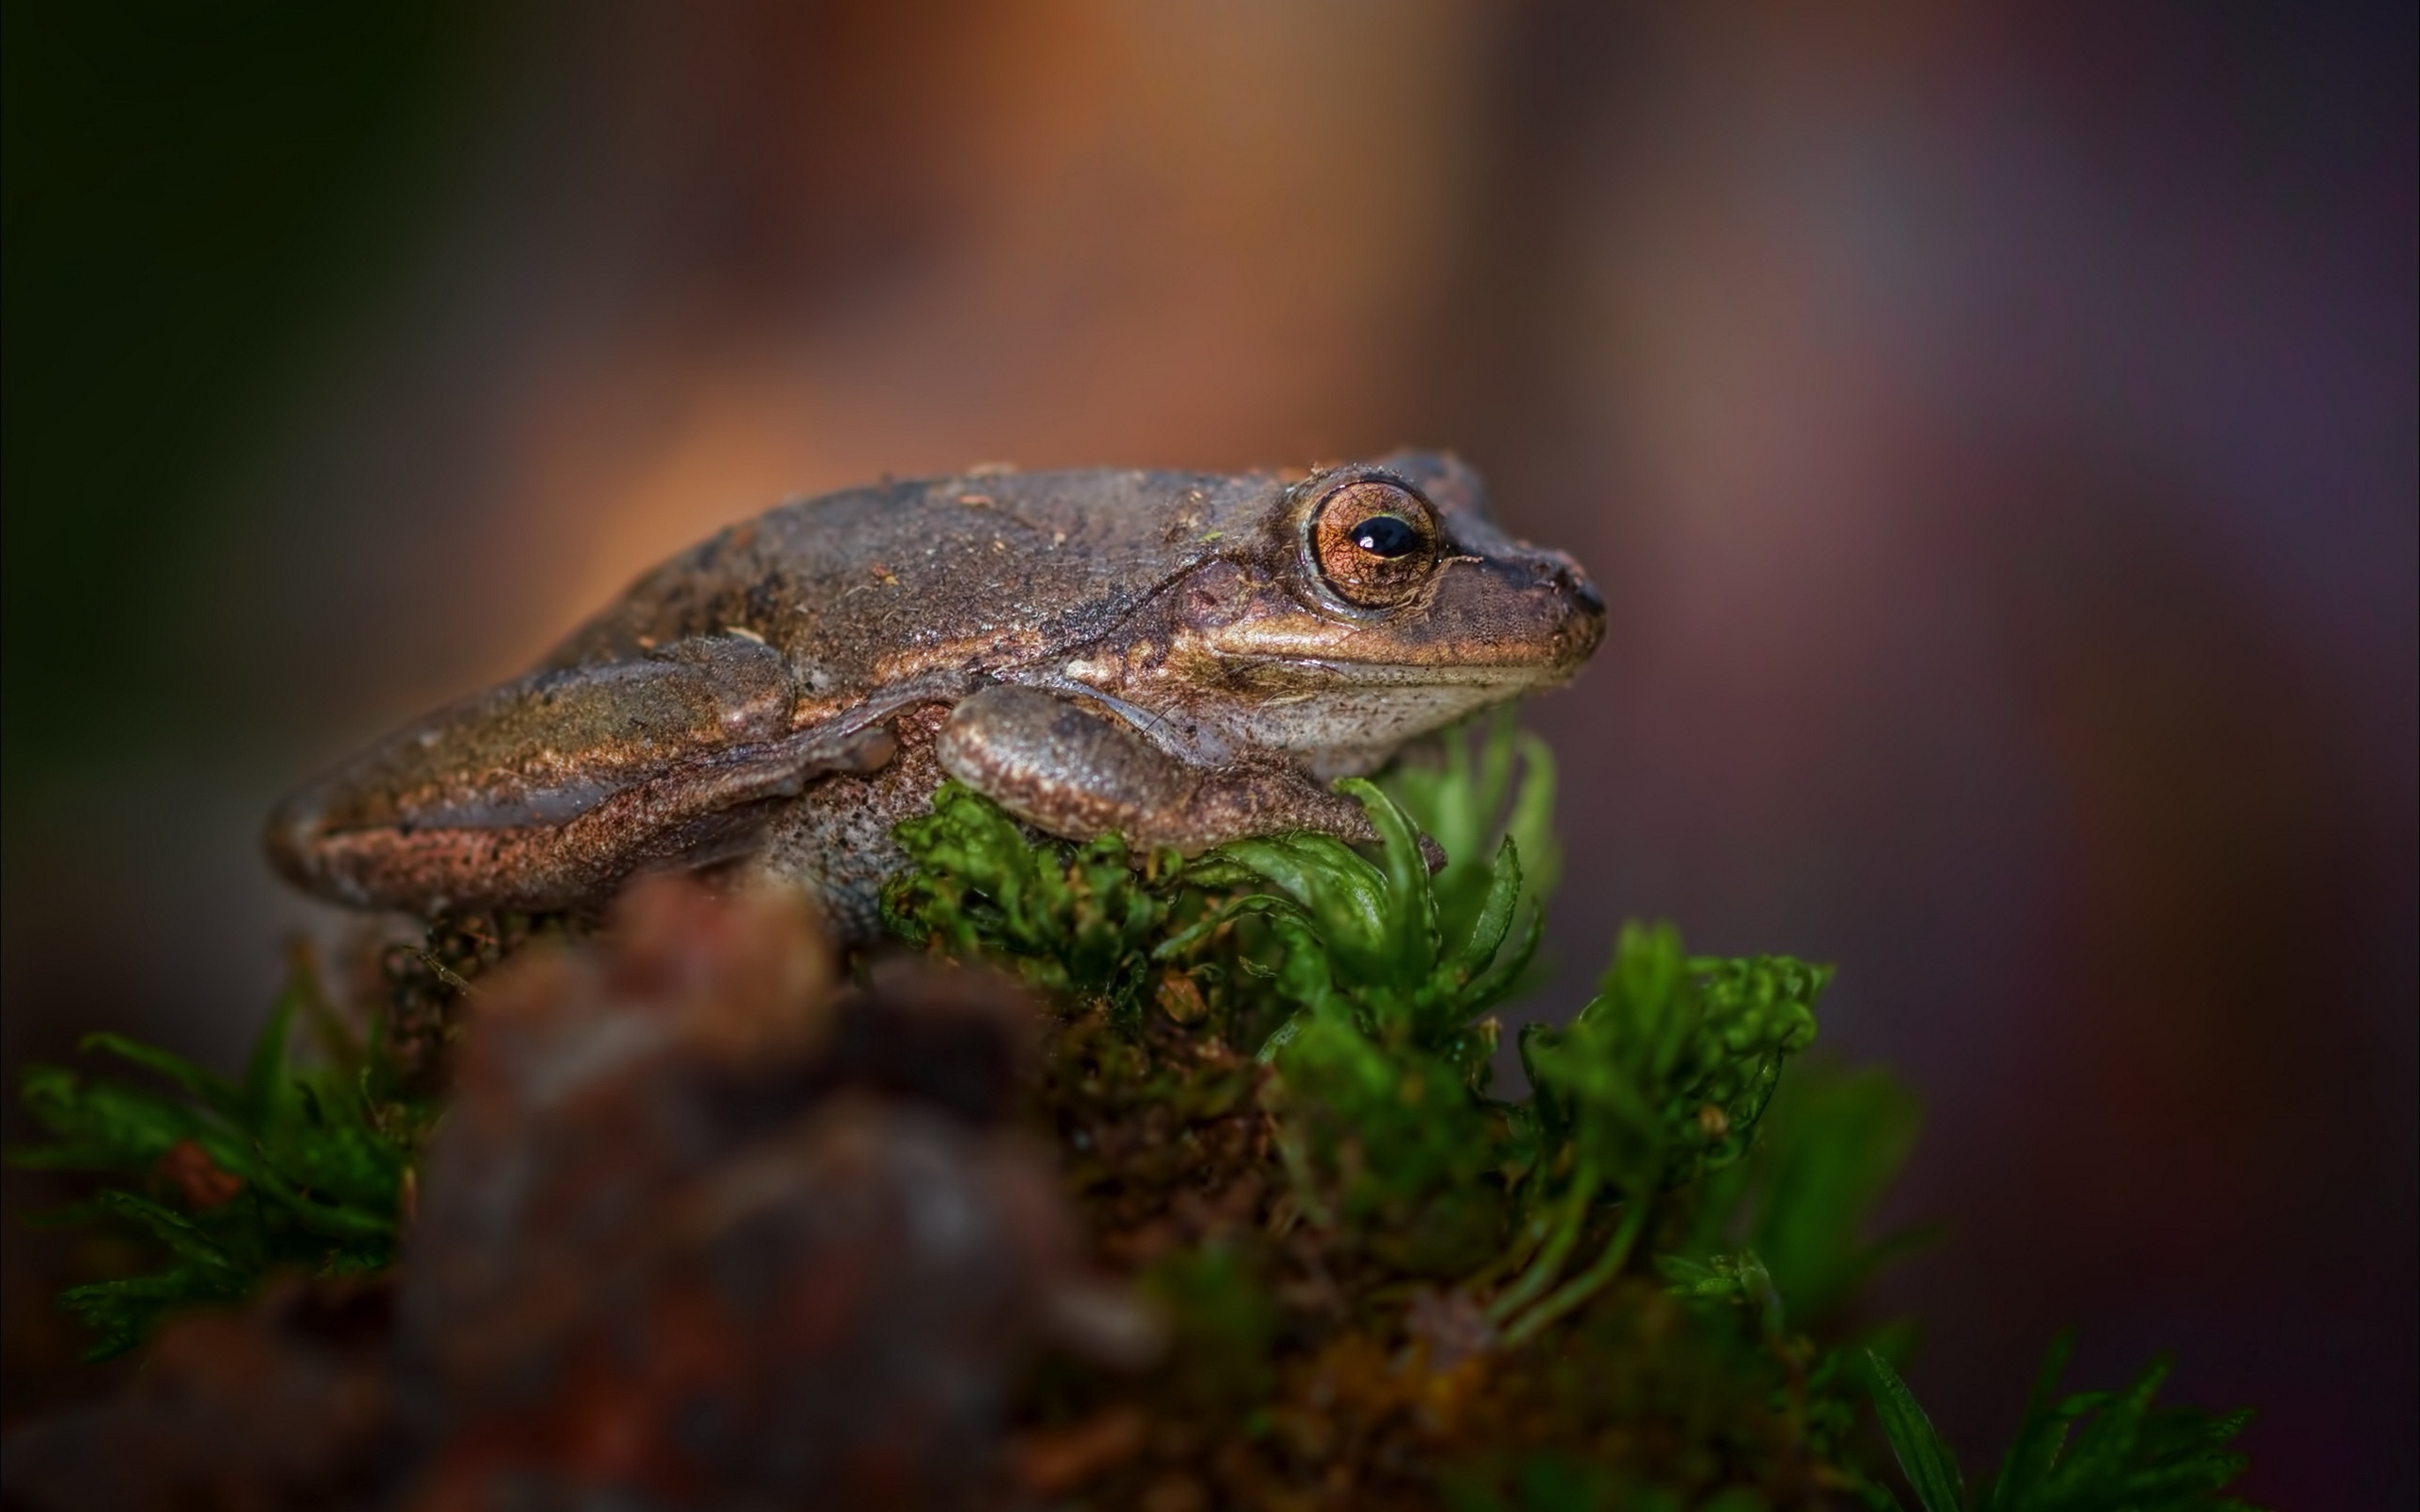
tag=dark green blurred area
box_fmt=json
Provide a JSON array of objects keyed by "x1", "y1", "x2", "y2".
[{"x1": 3, "y1": 0, "x2": 480, "y2": 786}]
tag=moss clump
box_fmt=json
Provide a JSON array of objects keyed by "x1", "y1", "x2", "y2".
[
  {"x1": 881, "y1": 718, "x2": 2262, "y2": 1509},
  {"x1": 15, "y1": 717, "x2": 2261, "y2": 1509}
]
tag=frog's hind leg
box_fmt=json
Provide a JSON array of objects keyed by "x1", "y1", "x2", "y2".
[
  {"x1": 266, "y1": 635, "x2": 894, "y2": 914},
  {"x1": 936, "y1": 683, "x2": 1442, "y2": 865}
]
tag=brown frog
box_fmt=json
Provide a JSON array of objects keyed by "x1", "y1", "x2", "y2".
[{"x1": 267, "y1": 453, "x2": 1604, "y2": 938}]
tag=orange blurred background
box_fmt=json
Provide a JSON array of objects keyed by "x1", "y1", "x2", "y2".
[{"x1": 7, "y1": 3, "x2": 2412, "y2": 1502}]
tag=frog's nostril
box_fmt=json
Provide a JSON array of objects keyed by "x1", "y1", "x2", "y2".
[
  {"x1": 1554, "y1": 563, "x2": 1604, "y2": 617},
  {"x1": 1530, "y1": 556, "x2": 1599, "y2": 599}
]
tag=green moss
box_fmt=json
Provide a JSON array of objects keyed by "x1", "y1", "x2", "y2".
[
  {"x1": 12, "y1": 952, "x2": 432, "y2": 1358},
  {"x1": 1139, "y1": 1246, "x2": 1281, "y2": 1418},
  {"x1": 1265, "y1": 1014, "x2": 1507, "y2": 1276},
  {"x1": 1863, "y1": 1339, "x2": 2256, "y2": 1512},
  {"x1": 884, "y1": 782, "x2": 1191, "y2": 1029}
]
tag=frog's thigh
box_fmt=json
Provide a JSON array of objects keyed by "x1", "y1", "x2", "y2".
[
  {"x1": 936, "y1": 685, "x2": 1383, "y2": 853},
  {"x1": 280, "y1": 723, "x2": 894, "y2": 914},
  {"x1": 269, "y1": 636, "x2": 892, "y2": 912}
]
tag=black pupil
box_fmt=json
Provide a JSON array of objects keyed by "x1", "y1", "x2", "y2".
[{"x1": 1353, "y1": 515, "x2": 1419, "y2": 558}]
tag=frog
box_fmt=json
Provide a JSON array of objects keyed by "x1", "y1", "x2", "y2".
[{"x1": 266, "y1": 452, "x2": 1604, "y2": 939}]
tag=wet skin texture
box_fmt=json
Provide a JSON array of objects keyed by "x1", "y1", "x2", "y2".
[{"x1": 267, "y1": 452, "x2": 1605, "y2": 939}]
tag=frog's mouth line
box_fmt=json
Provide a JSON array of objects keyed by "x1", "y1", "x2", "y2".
[{"x1": 1218, "y1": 654, "x2": 1580, "y2": 693}]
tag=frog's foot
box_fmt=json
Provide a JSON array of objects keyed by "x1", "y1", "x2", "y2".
[{"x1": 936, "y1": 684, "x2": 1445, "y2": 868}]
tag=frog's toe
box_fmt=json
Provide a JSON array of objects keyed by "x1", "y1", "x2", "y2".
[{"x1": 829, "y1": 722, "x2": 898, "y2": 776}]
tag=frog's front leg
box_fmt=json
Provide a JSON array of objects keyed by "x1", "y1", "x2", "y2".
[
  {"x1": 268, "y1": 635, "x2": 893, "y2": 914},
  {"x1": 935, "y1": 684, "x2": 1443, "y2": 866}
]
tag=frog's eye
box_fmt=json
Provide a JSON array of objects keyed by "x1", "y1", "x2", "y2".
[{"x1": 1310, "y1": 479, "x2": 1442, "y2": 609}]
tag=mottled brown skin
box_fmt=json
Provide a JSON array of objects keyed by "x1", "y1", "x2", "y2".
[{"x1": 268, "y1": 452, "x2": 1605, "y2": 938}]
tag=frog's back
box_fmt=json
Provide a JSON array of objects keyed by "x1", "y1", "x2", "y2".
[{"x1": 544, "y1": 467, "x2": 1285, "y2": 704}]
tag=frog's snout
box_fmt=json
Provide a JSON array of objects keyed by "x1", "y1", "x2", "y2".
[{"x1": 263, "y1": 786, "x2": 333, "y2": 896}]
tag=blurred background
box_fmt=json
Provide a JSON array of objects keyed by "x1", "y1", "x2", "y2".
[{"x1": 5, "y1": 1, "x2": 2411, "y2": 1501}]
